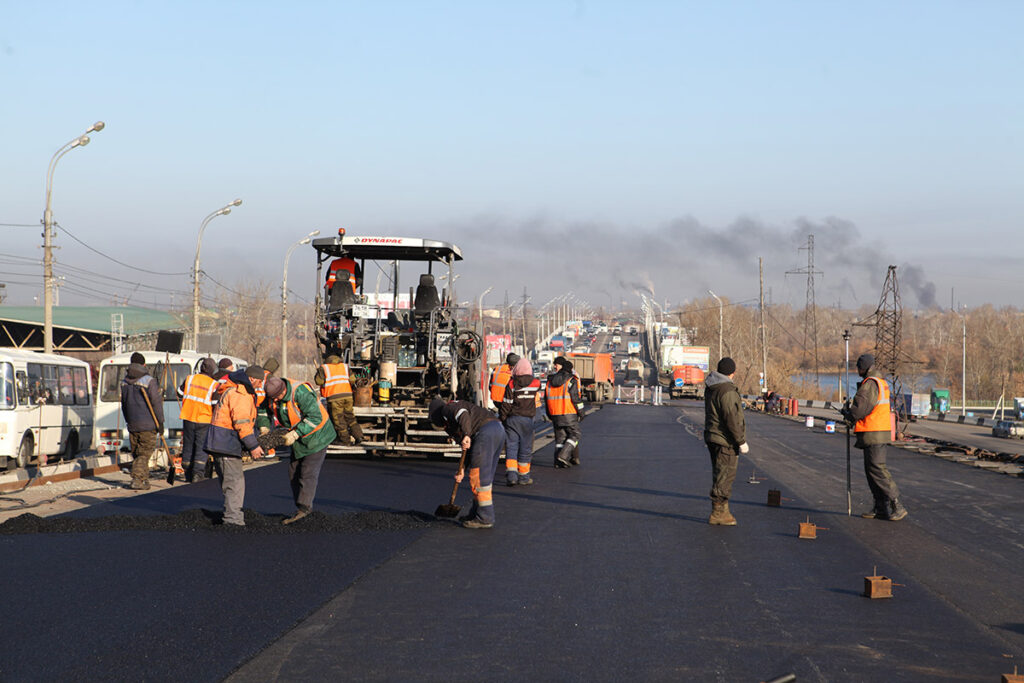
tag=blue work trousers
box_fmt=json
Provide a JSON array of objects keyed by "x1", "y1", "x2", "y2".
[
  {"x1": 466, "y1": 420, "x2": 505, "y2": 524},
  {"x1": 503, "y1": 415, "x2": 535, "y2": 478}
]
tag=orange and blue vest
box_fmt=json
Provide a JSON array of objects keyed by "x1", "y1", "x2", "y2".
[{"x1": 854, "y1": 376, "x2": 891, "y2": 433}]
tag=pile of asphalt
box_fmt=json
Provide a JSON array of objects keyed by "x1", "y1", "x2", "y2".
[{"x1": 0, "y1": 508, "x2": 442, "y2": 535}]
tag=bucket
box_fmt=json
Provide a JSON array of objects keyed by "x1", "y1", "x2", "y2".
[
  {"x1": 353, "y1": 385, "x2": 372, "y2": 407},
  {"x1": 804, "y1": 415, "x2": 815, "y2": 428},
  {"x1": 825, "y1": 420, "x2": 835, "y2": 433}
]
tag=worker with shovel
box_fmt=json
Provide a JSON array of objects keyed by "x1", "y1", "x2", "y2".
[
  {"x1": 429, "y1": 398, "x2": 505, "y2": 529},
  {"x1": 120, "y1": 361, "x2": 164, "y2": 490}
]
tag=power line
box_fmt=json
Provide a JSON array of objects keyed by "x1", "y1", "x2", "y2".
[{"x1": 55, "y1": 222, "x2": 189, "y2": 276}]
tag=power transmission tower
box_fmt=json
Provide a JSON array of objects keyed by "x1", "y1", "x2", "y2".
[
  {"x1": 854, "y1": 265, "x2": 911, "y2": 426},
  {"x1": 787, "y1": 235, "x2": 823, "y2": 388}
]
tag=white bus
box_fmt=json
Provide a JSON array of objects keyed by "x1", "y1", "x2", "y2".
[
  {"x1": 94, "y1": 350, "x2": 248, "y2": 457},
  {"x1": 0, "y1": 350, "x2": 94, "y2": 470}
]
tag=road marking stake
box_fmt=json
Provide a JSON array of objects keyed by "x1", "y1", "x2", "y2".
[
  {"x1": 1001, "y1": 665, "x2": 1023, "y2": 683},
  {"x1": 863, "y1": 566, "x2": 901, "y2": 599},
  {"x1": 798, "y1": 516, "x2": 828, "y2": 539}
]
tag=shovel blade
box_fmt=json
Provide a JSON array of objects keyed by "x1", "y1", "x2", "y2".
[{"x1": 435, "y1": 503, "x2": 461, "y2": 518}]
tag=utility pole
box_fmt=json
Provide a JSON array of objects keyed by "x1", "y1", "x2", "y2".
[
  {"x1": 759, "y1": 257, "x2": 768, "y2": 395},
  {"x1": 787, "y1": 234, "x2": 823, "y2": 390}
]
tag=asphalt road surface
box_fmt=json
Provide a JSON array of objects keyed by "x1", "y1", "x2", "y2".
[{"x1": 2, "y1": 405, "x2": 1022, "y2": 682}]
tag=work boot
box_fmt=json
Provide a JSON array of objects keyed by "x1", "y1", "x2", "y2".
[
  {"x1": 860, "y1": 501, "x2": 889, "y2": 520},
  {"x1": 517, "y1": 474, "x2": 534, "y2": 486},
  {"x1": 462, "y1": 517, "x2": 494, "y2": 529},
  {"x1": 129, "y1": 478, "x2": 150, "y2": 491},
  {"x1": 282, "y1": 507, "x2": 311, "y2": 525},
  {"x1": 708, "y1": 501, "x2": 737, "y2": 526},
  {"x1": 506, "y1": 471, "x2": 519, "y2": 487},
  {"x1": 555, "y1": 445, "x2": 573, "y2": 469},
  {"x1": 888, "y1": 498, "x2": 908, "y2": 522}
]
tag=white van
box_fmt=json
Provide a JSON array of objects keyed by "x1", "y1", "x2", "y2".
[
  {"x1": 0, "y1": 350, "x2": 94, "y2": 470},
  {"x1": 94, "y1": 350, "x2": 247, "y2": 456}
]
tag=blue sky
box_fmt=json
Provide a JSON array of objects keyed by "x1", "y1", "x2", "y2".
[{"x1": 1, "y1": 1, "x2": 1021, "y2": 312}]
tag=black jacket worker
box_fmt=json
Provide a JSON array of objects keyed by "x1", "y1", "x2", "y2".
[{"x1": 703, "y1": 357, "x2": 747, "y2": 526}]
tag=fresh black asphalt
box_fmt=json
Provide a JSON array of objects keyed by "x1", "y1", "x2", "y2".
[{"x1": 1, "y1": 405, "x2": 1022, "y2": 682}]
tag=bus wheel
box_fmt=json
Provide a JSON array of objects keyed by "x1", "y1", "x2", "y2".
[
  {"x1": 16, "y1": 435, "x2": 33, "y2": 469},
  {"x1": 62, "y1": 431, "x2": 79, "y2": 461}
]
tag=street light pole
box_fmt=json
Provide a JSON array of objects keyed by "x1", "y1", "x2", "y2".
[
  {"x1": 953, "y1": 307, "x2": 966, "y2": 416},
  {"x1": 477, "y1": 286, "x2": 493, "y2": 406},
  {"x1": 708, "y1": 290, "x2": 723, "y2": 360},
  {"x1": 42, "y1": 121, "x2": 105, "y2": 353},
  {"x1": 192, "y1": 199, "x2": 242, "y2": 350},
  {"x1": 282, "y1": 230, "x2": 320, "y2": 377}
]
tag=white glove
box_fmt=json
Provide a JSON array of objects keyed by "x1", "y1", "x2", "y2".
[
  {"x1": 738, "y1": 443, "x2": 750, "y2": 454},
  {"x1": 283, "y1": 430, "x2": 299, "y2": 446},
  {"x1": 259, "y1": 426, "x2": 270, "y2": 436}
]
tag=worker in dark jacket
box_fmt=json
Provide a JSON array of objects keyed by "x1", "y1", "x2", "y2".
[
  {"x1": 259, "y1": 376, "x2": 337, "y2": 525},
  {"x1": 704, "y1": 357, "x2": 748, "y2": 526},
  {"x1": 430, "y1": 397, "x2": 505, "y2": 529},
  {"x1": 120, "y1": 362, "x2": 164, "y2": 490},
  {"x1": 546, "y1": 357, "x2": 584, "y2": 468},
  {"x1": 499, "y1": 357, "x2": 542, "y2": 486},
  {"x1": 841, "y1": 353, "x2": 907, "y2": 521},
  {"x1": 204, "y1": 370, "x2": 264, "y2": 526}
]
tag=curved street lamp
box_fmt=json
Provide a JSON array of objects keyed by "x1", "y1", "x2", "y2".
[
  {"x1": 42, "y1": 121, "x2": 105, "y2": 353},
  {"x1": 282, "y1": 230, "x2": 320, "y2": 376},
  {"x1": 192, "y1": 199, "x2": 242, "y2": 348}
]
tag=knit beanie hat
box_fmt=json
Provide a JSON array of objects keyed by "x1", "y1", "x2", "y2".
[
  {"x1": 506, "y1": 353, "x2": 520, "y2": 367},
  {"x1": 512, "y1": 358, "x2": 533, "y2": 376},
  {"x1": 218, "y1": 358, "x2": 234, "y2": 370},
  {"x1": 130, "y1": 352, "x2": 146, "y2": 365},
  {"x1": 264, "y1": 377, "x2": 286, "y2": 399},
  {"x1": 717, "y1": 357, "x2": 737, "y2": 375},
  {"x1": 856, "y1": 353, "x2": 875, "y2": 374},
  {"x1": 200, "y1": 358, "x2": 218, "y2": 376}
]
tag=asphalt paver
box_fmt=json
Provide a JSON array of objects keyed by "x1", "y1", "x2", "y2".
[{"x1": 2, "y1": 406, "x2": 1022, "y2": 682}]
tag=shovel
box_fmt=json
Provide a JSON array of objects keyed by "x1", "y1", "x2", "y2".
[
  {"x1": 435, "y1": 443, "x2": 471, "y2": 518},
  {"x1": 138, "y1": 385, "x2": 175, "y2": 485}
]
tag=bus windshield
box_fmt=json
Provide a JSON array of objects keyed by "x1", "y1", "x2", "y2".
[
  {"x1": 99, "y1": 363, "x2": 192, "y2": 402},
  {"x1": 0, "y1": 363, "x2": 13, "y2": 410}
]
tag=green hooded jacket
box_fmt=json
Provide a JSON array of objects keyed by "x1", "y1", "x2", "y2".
[{"x1": 258, "y1": 379, "x2": 337, "y2": 458}]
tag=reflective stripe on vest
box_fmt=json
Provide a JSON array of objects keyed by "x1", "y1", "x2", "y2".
[
  {"x1": 854, "y1": 377, "x2": 891, "y2": 433},
  {"x1": 490, "y1": 365, "x2": 512, "y2": 402},
  {"x1": 284, "y1": 383, "x2": 330, "y2": 436},
  {"x1": 180, "y1": 373, "x2": 217, "y2": 423},
  {"x1": 320, "y1": 363, "x2": 352, "y2": 398},
  {"x1": 545, "y1": 380, "x2": 576, "y2": 416}
]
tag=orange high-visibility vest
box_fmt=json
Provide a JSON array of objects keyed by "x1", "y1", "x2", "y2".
[
  {"x1": 545, "y1": 380, "x2": 576, "y2": 416},
  {"x1": 327, "y1": 258, "x2": 358, "y2": 293},
  {"x1": 490, "y1": 364, "x2": 513, "y2": 403},
  {"x1": 179, "y1": 373, "x2": 217, "y2": 423},
  {"x1": 854, "y1": 376, "x2": 891, "y2": 433},
  {"x1": 320, "y1": 363, "x2": 353, "y2": 398},
  {"x1": 283, "y1": 382, "x2": 330, "y2": 437}
]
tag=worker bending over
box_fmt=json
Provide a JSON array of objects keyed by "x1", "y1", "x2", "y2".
[
  {"x1": 203, "y1": 370, "x2": 264, "y2": 526},
  {"x1": 430, "y1": 398, "x2": 506, "y2": 529},
  {"x1": 261, "y1": 376, "x2": 337, "y2": 525}
]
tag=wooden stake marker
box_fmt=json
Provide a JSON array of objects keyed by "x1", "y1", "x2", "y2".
[
  {"x1": 797, "y1": 516, "x2": 827, "y2": 539},
  {"x1": 863, "y1": 566, "x2": 903, "y2": 599},
  {"x1": 1002, "y1": 665, "x2": 1023, "y2": 683}
]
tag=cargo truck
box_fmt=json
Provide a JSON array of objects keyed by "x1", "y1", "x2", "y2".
[
  {"x1": 567, "y1": 352, "x2": 616, "y2": 402},
  {"x1": 666, "y1": 346, "x2": 710, "y2": 399}
]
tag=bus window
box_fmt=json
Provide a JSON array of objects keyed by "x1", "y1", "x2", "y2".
[
  {"x1": 16, "y1": 370, "x2": 29, "y2": 407},
  {"x1": 73, "y1": 367, "x2": 90, "y2": 405},
  {"x1": 58, "y1": 365, "x2": 75, "y2": 405},
  {"x1": 27, "y1": 363, "x2": 53, "y2": 404},
  {"x1": 152, "y1": 363, "x2": 191, "y2": 401},
  {"x1": 0, "y1": 363, "x2": 13, "y2": 409},
  {"x1": 99, "y1": 365, "x2": 127, "y2": 403}
]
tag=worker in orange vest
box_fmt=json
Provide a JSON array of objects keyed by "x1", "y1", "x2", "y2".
[
  {"x1": 842, "y1": 353, "x2": 907, "y2": 522},
  {"x1": 314, "y1": 354, "x2": 364, "y2": 446},
  {"x1": 325, "y1": 257, "x2": 359, "y2": 294},
  {"x1": 546, "y1": 357, "x2": 584, "y2": 468},
  {"x1": 203, "y1": 369, "x2": 264, "y2": 526},
  {"x1": 489, "y1": 353, "x2": 519, "y2": 409},
  {"x1": 178, "y1": 357, "x2": 219, "y2": 482}
]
